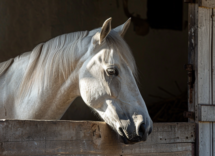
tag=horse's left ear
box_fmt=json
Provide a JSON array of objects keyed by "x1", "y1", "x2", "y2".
[
  {"x1": 113, "y1": 18, "x2": 131, "y2": 37},
  {"x1": 99, "y1": 17, "x2": 112, "y2": 44}
]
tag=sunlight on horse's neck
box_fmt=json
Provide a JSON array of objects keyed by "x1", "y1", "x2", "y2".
[
  {"x1": 30, "y1": 41, "x2": 90, "y2": 119},
  {"x1": 15, "y1": 33, "x2": 91, "y2": 120}
]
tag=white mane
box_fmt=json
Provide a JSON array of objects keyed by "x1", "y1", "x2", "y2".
[
  {"x1": 1, "y1": 29, "x2": 138, "y2": 98},
  {"x1": 0, "y1": 58, "x2": 14, "y2": 76},
  {"x1": 19, "y1": 31, "x2": 89, "y2": 97}
]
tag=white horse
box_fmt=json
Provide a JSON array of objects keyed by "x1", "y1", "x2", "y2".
[{"x1": 0, "y1": 18, "x2": 152, "y2": 144}]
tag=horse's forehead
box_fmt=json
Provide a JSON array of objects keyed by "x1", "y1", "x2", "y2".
[{"x1": 95, "y1": 48, "x2": 121, "y2": 64}]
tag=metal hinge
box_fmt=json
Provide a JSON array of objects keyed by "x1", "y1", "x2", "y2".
[
  {"x1": 183, "y1": 111, "x2": 195, "y2": 120},
  {"x1": 184, "y1": 64, "x2": 195, "y2": 103}
]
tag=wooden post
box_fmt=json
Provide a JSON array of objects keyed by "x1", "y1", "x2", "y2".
[
  {"x1": 188, "y1": 3, "x2": 198, "y2": 121},
  {"x1": 199, "y1": 0, "x2": 215, "y2": 8},
  {"x1": 189, "y1": 1, "x2": 215, "y2": 155},
  {"x1": 197, "y1": 5, "x2": 214, "y2": 156}
]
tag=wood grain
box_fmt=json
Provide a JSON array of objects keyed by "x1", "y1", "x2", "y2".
[
  {"x1": 0, "y1": 120, "x2": 195, "y2": 155},
  {"x1": 197, "y1": 6, "x2": 214, "y2": 156},
  {"x1": 188, "y1": 3, "x2": 198, "y2": 121},
  {"x1": 198, "y1": 7, "x2": 212, "y2": 106},
  {"x1": 200, "y1": 105, "x2": 215, "y2": 121},
  {"x1": 199, "y1": 0, "x2": 215, "y2": 8}
]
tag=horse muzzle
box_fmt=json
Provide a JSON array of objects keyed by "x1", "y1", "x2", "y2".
[{"x1": 119, "y1": 123, "x2": 152, "y2": 144}]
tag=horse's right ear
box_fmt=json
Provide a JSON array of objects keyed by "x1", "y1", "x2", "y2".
[
  {"x1": 92, "y1": 18, "x2": 112, "y2": 45},
  {"x1": 99, "y1": 17, "x2": 112, "y2": 44},
  {"x1": 113, "y1": 18, "x2": 131, "y2": 37}
]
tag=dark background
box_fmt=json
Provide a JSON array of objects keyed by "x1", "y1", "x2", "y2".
[{"x1": 0, "y1": 0, "x2": 188, "y2": 121}]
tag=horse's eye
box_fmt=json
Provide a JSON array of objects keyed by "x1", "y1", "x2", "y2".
[{"x1": 106, "y1": 68, "x2": 118, "y2": 76}]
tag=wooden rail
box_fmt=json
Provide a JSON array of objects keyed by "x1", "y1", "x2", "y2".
[{"x1": 0, "y1": 120, "x2": 195, "y2": 156}]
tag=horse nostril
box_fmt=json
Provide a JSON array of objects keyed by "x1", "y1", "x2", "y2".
[
  {"x1": 139, "y1": 123, "x2": 146, "y2": 137},
  {"x1": 119, "y1": 127, "x2": 129, "y2": 144}
]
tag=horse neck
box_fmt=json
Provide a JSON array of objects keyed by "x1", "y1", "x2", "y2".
[
  {"x1": 15, "y1": 45, "x2": 89, "y2": 120},
  {"x1": 24, "y1": 51, "x2": 86, "y2": 120},
  {"x1": 0, "y1": 32, "x2": 94, "y2": 120},
  {"x1": 40, "y1": 37, "x2": 98, "y2": 119}
]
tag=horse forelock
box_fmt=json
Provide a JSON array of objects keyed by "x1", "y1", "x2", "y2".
[{"x1": 105, "y1": 31, "x2": 138, "y2": 80}]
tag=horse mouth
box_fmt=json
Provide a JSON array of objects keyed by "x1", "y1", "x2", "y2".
[{"x1": 119, "y1": 128, "x2": 146, "y2": 144}]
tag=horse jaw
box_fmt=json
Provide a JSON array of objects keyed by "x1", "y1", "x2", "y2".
[{"x1": 79, "y1": 48, "x2": 153, "y2": 144}]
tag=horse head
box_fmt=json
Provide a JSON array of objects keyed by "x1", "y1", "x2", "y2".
[{"x1": 79, "y1": 18, "x2": 153, "y2": 144}]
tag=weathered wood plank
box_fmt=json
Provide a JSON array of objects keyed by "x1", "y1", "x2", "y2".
[
  {"x1": 13, "y1": 151, "x2": 192, "y2": 156},
  {"x1": 188, "y1": 3, "x2": 198, "y2": 117},
  {"x1": 198, "y1": 122, "x2": 213, "y2": 156},
  {"x1": 121, "y1": 143, "x2": 193, "y2": 154},
  {"x1": 1, "y1": 141, "x2": 194, "y2": 156},
  {"x1": 123, "y1": 152, "x2": 193, "y2": 156},
  {"x1": 199, "y1": 0, "x2": 215, "y2": 8},
  {"x1": 0, "y1": 120, "x2": 195, "y2": 143},
  {"x1": 0, "y1": 120, "x2": 195, "y2": 155},
  {"x1": 188, "y1": 4, "x2": 215, "y2": 156},
  {"x1": 212, "y1": 7, "x2": 215, "y2": 156},
  {"x1": 198, "y1": 7, "x2": 212, "y2": 106},
  {"x1": 200, "y1": 105, "x2": 215, "y2": 121},
  {"x1": 197, "y1": 6, "x2": 213, "y2": 156},
  {"x1": 213, "y1": 123, "x2": 215, "y2": 156}
]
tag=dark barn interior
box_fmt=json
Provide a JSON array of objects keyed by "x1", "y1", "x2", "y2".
[{"x1": 0, "y1": 0, "x2": 188, "y2": 122}]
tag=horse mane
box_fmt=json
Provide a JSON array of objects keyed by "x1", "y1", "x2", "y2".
[
  {"x1": 19, "y1": 31, "x2": 89, "y2": 97},
  {"x1": 0, "y1": 52, "x2": 31, "y2": 76},
  {"x1": 18, "y1": 29, "x2": 137, "y2": 98},
  {"x1": 0, "y1": 59, "x2": 14, "y2": 76}
]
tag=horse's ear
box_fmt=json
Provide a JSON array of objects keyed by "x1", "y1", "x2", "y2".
[
  {"x1": 99, "y1": 17, "x2": 112, "y2": 44},
  {"x1": 113, "y1": 18, "x2": 131, "y2": 37}
]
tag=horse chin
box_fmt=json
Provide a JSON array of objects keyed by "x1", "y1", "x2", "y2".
[
  {"x1": 118, "y1": 127, "x2": 147, "y2": 144},
  {"x1": 119, "y1": 136, "x2": 144, "y2": 144}
]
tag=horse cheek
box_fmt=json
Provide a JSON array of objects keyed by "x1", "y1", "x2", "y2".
[
  {"x1": 109, "y1": 79, "x2": 121, "y2": 98},
  {"x1": 79, "y1": 79, "x2": 92, "y2": 105}
]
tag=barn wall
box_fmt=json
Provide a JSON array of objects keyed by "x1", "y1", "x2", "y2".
[
  {"x1": 0, "y1": 0, "x2": 101, "y2": 62},
  {"x1": 98, "y1": 0, "x2": 188, "y2": 105},
  {"x1": 0, "y1": 0, "x2": 101, "y2": 121},
  {"x1": 0, "y1": 0, "x2": 188, "y2": 121}
]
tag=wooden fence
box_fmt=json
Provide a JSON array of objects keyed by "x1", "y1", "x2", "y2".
[{"x1": 0, "y1": 120, "x2": 195, "y2": 156}]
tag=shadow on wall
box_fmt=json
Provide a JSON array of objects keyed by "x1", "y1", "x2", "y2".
[
  {"x1": 61, "y1": 97, "x2": 100, "y2": 121},
  {"x1": 122, "y1": 0, "x2": 184, "y2": 36}
]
